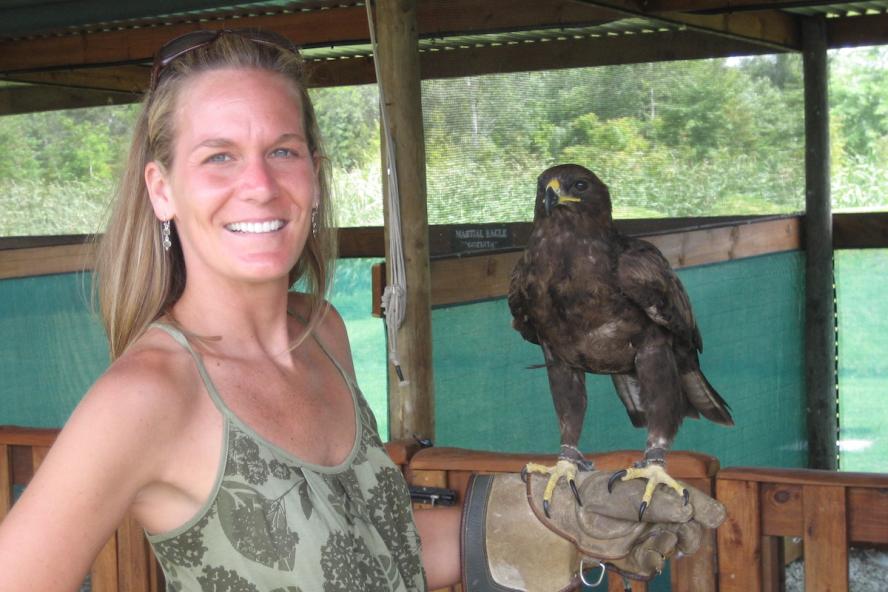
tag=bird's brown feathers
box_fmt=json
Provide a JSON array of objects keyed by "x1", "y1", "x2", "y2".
[{"x1": 508, "y1": 164, "x2": 732, "y2": 454}]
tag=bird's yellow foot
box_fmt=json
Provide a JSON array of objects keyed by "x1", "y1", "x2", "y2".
[
  {"x1": 607, "y1": 463, "x2": 689, "y2": 521},
  {"x1": 521, "y1": 459, "x2": 583, "y2": 517}
]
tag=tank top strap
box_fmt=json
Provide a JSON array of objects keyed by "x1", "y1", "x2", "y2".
[
  {"x1": 289, "y1": 310, "x2": 357, "y2": 391},
  {"x1": 149, "y1": 322, "x2": 229, "y2": 413}
]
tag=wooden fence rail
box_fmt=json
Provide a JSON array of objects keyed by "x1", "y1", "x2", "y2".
[
  {"x1": 0, "y1": 426, "x2": 162, "y2": 592},
  {"x1": 716, "y1": 466, "x2": 888, "y2": 592},
  {"x1": 4, "y1": 426, "x2": 887, "y2": 592}
]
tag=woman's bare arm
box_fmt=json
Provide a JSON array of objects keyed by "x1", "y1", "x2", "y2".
[
  {"x1": 414, "y1": 506, "x2": 462, "y2": 589},
  {"x1": 0, "y1": 351, "x2": 187, "y2": 591}
]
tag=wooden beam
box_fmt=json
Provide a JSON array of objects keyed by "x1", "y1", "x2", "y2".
[
  {"x1": 827, "y1": 12, "x2": 888, "y2": 49},
  {"x1": 641, "y1": 0, "x2": 854, "y2": 13},
  {"x1": 419, "y1": 28, "x2": 774, "y2": 81},
  {"x1": 574, "y1": 0, "x2": 801, "y2": 49},
  {"x1": 802, "y1": 485, "x2": 848, "y2": 592},
  {"x1": 802, "y1": 16, "x2": 837, "y2": 471},
  {"x1": 0, "y1": 84, "x2": 138, "y2": 115},
  {"x1": 0, "y1": 243, "x2": 94, "y2": 280},
  {"x1": 716, "y1": 478, "x2": 763, "y2": 592},
  {"x1": 833, "y1": 211, "x2": 888, "y2": 249},
  {"x1": 428, "y1": 216, "x2": 800, "y2": 307},
  {"x1": 2, "y1": 66, "x2": 149, "y2": 93},
  {"x1": 0, "y1": 1, "x2": 615, "y2": 75},
  {"x1": 376, "y1": 0, "x2": 436, "y2": 442}
]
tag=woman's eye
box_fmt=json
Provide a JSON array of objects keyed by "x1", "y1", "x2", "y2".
[
  {"x1": 205, "y1": 153, "x2": 232, "y2": 163},
  {"x1": 574, "y1": 180, "x2": 589, "y2": 191},
  {"x1": 270, "y1": 148, "x2": 296, "y2": 158}
]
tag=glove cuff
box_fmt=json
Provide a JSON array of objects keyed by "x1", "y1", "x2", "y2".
[{"x1": 461, "y1": 473, "x2": 582, "y2": 592}]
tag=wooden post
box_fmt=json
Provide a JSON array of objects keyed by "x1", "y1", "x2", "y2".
[
  {"x1": 376, "y1": 0, "x2": 435, "y2": 441},
  {"x1": 802, "y1": 16, "x2": 837, "y2": 470}
]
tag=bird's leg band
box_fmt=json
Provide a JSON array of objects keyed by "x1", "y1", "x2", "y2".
[{"x1": 642, "y1": 447, "x2": 667, "y2": 466}]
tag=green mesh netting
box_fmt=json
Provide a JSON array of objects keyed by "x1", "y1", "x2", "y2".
[
  {"x1": 432, "y1": 251, "x2": 808, "y2": 469},
  {"x1": 836, "y1": 249, "x2": 888, "y2": 473},
  {"x1": 0, "y1": 272, "x2": 107, "y2": 427},
  {"x1": 0, "y1": 260, "x2": 388, "y2": 435}
]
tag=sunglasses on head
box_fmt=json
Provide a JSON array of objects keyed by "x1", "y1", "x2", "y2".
[{"x1": 149, "y1": 28, "x2": 299, "y2": 91}]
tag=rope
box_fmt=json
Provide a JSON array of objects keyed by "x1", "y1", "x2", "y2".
[{"x1": 366, "y1": 0, "x2": 408, "y2": 385}]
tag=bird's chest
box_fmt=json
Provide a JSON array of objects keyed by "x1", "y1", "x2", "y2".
[{"x1": 523, "y1": 238, "x2": 641, "y2": 371}]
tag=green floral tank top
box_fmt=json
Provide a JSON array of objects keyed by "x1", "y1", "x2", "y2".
[{"x1": 146, "y1": 323, "x2": 426, "y2": 592}]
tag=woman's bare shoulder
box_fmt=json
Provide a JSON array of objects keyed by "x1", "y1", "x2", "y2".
[{"x1": 76, "y1": 327, "x2": 203, "y2": 443}]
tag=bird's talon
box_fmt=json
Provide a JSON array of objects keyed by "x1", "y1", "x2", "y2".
[
  {"x1": 607, "y1": 470, "x2": 627, "y2": 493},
  {"x1": 682, "y1": 488, "x2": 690, "y2": 506},
  {"x1": 520, "y1": 466, "x2": 529, "y2": 484},
  {"x1": 543, "y1": 499, "x2": 551, "y2": 519},
  {"x1": 569, "y1": 478, "x2": 582, "y2": 506},
  {"x1": 638, "y1": 501, "x2": 648, "y2": 522}
]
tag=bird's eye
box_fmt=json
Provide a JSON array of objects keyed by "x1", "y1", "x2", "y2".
[{"x1": 574, "y1": 180, "x2": 589, "y2": 191}]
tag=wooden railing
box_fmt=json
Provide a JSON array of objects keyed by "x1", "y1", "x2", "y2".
[
  {"x1": 0, "y1": 426, "x2": 162, "y2": 591},
  {"x1": 716, "y1": 466, "x2": 888, "y2": 592},
  {"x1": 5, "y1": 426, "x2": 887, "y2": 592},
  {"x1": 406, "y1": 447, "x2": 722, "y2": 592}
]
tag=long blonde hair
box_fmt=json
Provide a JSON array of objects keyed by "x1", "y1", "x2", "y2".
[{"x1": 94, "y1": 32, "x2": 336, "y2": 360}]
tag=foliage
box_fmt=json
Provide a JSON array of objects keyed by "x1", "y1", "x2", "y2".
[{"x1": 1, "y1": 48, "x2": 886, "y2": 238}]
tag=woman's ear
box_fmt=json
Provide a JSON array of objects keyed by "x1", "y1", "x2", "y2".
[{"x1": 144, "y1": 161, "x2": 175, "y2": 220}]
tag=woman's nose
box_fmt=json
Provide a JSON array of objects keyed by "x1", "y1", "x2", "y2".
[{"x1": 239, "y1": 157, "x2": 278, "y2": 201}]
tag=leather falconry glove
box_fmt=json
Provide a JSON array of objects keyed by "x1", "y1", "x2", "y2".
[{"x1": 460, "y1": 470, "x2": 726, "y2": 592}]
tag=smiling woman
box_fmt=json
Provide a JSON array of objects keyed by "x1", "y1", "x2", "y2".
[{"x1": 0, "y1": 29, "x2": 459, "y2": 592}]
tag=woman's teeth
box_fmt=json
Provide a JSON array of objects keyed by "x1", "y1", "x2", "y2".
[{"x1": 226, "y1": 220, "x2": 285, "y2": 234}]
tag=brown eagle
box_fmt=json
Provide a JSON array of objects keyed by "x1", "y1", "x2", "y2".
[{"x1": 509, "y1": 164, "x2": 733, "y2": 519}]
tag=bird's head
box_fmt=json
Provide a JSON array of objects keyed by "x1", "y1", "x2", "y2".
[{"x1": 535, "y1": 164, "x2": 612, "y2": 223}]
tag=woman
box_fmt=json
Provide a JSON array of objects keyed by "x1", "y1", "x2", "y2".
[{"x1": 0, "y1": 29, "x2": 459, "y2": 591}]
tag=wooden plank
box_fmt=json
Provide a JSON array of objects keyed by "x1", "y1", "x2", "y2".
[
  {"x1": 760, "y1": 536, "x2": 784, "y2": 592},
  {"x1": 718, "y1": 466, "x2": 888, "y2": 489},
  {"x1": 833, "y1": 211, "x2": 888, "y2": 249},
  {"x1": 10, "y1": 446, "x2": 33, "y2": 485},
  {"x1": 802, "y1": 485, "x2": 848, "y2": 592},
  {"x1": 0, "y1": 426, "x2": 59, "y2": 448},
  {"x1": 117, "y1": 512, "x2": 150, "y2": 592},
  {"x1": 377, "y1": 0, "x2": 436, "y2": 442},
  {"x1": 90, "y1": 533, "x2": 119, "y2": 592},
  {"x1": 0, "y1": 243, "x2": 93, "y2": 280},
  {"x1": 760, "y1": 482, "x2": 802, "y2": 537},
  {"x1": 30, "y1": 446, "x2": 49, "y2": 473},
  {"x1": 0, "y1": 84, "x2": 138, "y2": 116},
  {"x1": 0, "y1": 7, "x2": 371, "y2": 74},
  {"x1": 716, "y1": 478, "x2": 762, "y2": 592},
  {"x1": 408, "y1": 448, "x2": 719, "y2": 478},
  {"x1": 574, "y1": 0, "x2": 800, "y2": 49},
  {"x1": 0, "y1": 444, "x2": 11, "y2": 522},
  {"x1": 422, "y1": 217, "x2": 800, "y2": 307},
  {"x1": 847, "y1": 487, "x2": 888, "y2": 544},
  {"x1": 827, "y1": 12, "x2": 888, "y2": 49},
  {"x1": 418, "y1": 28, "x2": 773, "y2": 82},
  {"x1": 672, "y1": 478, "x2": 717, "y2": 592},
  {"x1": 3, "y1": 66, "x2": 149, "y2": 93},
  {"x1": 802, "y1": 15, "x2": 837, "y2": 471}
]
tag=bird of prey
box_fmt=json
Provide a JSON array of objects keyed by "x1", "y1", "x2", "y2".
[{"x1": 509, "y1": 164, "x2": 733, "y2": 519}]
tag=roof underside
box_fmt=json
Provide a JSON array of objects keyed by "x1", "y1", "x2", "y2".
[{"x1": 0, "y1": 0, "x2": 885, "y2": 115}]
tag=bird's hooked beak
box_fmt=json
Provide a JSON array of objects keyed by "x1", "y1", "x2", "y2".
[{"x1": 544, "y1": 179, "x2": 581, "y2": 216}]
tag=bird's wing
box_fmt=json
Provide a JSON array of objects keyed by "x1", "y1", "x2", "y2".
[
  {"x1": 616, "y1": 237, "x2": 702, "y2": 352},
  {"x1": 508, "y1": 254, "x2": 540, "y2": 345},
  {"x1": 611, "y1": 373, "x2": 649, "y2": 427}
]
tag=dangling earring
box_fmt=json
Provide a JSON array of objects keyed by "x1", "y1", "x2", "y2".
[
  {"x1": 311, "y1": 208, "x2": 318, "y2": 238},
  {"x1": 161, "y1": 219, "x2": 172, "y2": 251}
]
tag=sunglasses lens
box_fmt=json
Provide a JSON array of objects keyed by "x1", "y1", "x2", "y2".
[{"x1": 150, "y1": 29, "x2": 297, "y2": 91}]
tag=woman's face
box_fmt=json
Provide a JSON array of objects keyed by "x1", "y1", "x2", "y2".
[{"x1": 146, "y1": 68, "x2": 318, "y2": 288}]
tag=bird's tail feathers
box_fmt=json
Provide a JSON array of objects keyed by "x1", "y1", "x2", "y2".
[{"x1": 682, "y1": 371, "x2": 734, "y2": 426}]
